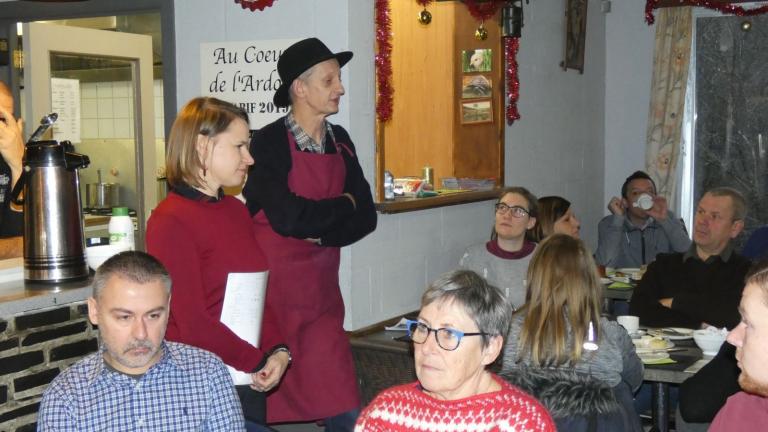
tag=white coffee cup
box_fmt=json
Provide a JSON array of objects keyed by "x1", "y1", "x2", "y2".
[
  {"x1": 633, "y1": 194, "x2": 654, "y2": 210},
  {"x1": 617, "y1": 315, "x2": 640, "y2": 334}
]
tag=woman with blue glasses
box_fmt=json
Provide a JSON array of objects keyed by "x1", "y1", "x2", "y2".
[{"x1": 355, "y1": 270, "x2": 555, "y2": 432}]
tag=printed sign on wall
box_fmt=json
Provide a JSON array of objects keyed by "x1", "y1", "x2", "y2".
[{"x1": 200, "y1": 38, "x2": 298, "y2": 128}]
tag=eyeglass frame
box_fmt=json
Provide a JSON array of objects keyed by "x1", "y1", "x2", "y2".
[
  {"x1": 494, "y1": 203, "x2": 530, "y2": 218},
  {"x1": 405, "y1": 319, "x2": 490, "y2": 351}
]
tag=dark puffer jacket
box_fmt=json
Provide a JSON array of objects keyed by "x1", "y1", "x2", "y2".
[{"x1": 502, "y1": 368, "x2": 643, "y2": 432}]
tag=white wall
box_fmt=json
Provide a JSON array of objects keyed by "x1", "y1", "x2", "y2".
[
  {"x1": 507, "y1": 0, "x2": 607, "y2": 248},
  {"x1": 603, "y1": 0, "x2": 655, "y2": 205},
  {"x1": 173, "y1": 0, "x2": 618, "y2": 329}
]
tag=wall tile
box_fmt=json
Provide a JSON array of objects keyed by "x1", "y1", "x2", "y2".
[
  {"x1": 113, "y1": 98, "x2": 131, "y2": 119},
  {"x1": 97, "y1": 98, "x2": 113, "y2": 118},
  {"x1": 0, "y1": 351, "x2": 44, "y2": 375},
  {"x1": 21, "y1": 322, "x2": 88, "y2": 347},
  {"x1": 112, "y1": 81, "x2": 130, "y2": 97},
  {"x1": 80, "y1": 99, "x2": 98, "y2": 119},
  {"x1": 114, "y1": 119, "x2": 130, "y2": 139},
  {"x1": 15, "y1": 308, "x2": 70, "y2": 331},
  {"x1": 97, "y1": 119, "x2": 114, "y2": 139},
  {"x1": 81, "y1": 83, "x2": 97, "y2": 99},
  {"x1": 81, "y1": 119, "x2": 98, "y2": 139},
  {"x1": 13, "y1": 369, "x2": 60, "y2": 393}
]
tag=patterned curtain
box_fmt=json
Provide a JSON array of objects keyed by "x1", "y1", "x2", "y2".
[{"x1": 645, "y1": 7, "x2": 692, "y2": 205}]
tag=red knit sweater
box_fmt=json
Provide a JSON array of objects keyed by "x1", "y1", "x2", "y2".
[
  {"x1": 146, "y1": 191, "x2": 282, "y2": 372},
  {"x1": 355, "y1": 374, "x2": 555, "y2": 431}
]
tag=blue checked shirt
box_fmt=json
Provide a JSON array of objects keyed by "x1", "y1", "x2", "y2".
[{"x1": 38, "y1": 341, "x2": 245, "y2": 432}]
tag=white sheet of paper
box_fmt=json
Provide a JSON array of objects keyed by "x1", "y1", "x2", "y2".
[{"x1": 220, "y1": 271, "x2": 268, "y2": 385}]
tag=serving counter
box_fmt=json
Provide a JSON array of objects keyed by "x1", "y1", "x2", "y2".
[
  {"x1": 0, "y1": 258, "x2": 97, "y2": 431},
  {"x1": 0, "y1": 258, "x2": 92, "y2": 317}
]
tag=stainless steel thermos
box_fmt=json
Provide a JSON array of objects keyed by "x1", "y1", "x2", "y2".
[{"x1": 11, "y1": 114, "x2": 91, "y2": 283}]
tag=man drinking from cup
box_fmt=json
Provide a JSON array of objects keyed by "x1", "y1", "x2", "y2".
[{"x1": 595, "y1": 171, "x2": 690, "y2": 268}]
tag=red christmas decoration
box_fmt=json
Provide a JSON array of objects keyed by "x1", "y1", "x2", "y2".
[
  {"x1": 505, "y1": 37, "x2": 521, "y2": 124},
  {"x1": 646, "y1": 0, "x2": 768, "y2": 25},
  {"x1": 463, "y1": 0, "x2": 507, "y2": 22},
  {"x1": 375, "y1": 0, "x2": 394, "y2": 122},
  {"x1": 234, "y1": 0, "x2": 276, "y2": 12}
]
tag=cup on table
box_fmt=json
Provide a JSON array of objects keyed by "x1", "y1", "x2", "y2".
[{"x1": 617, "y1": 315, "x2": 640, "y2": 334}]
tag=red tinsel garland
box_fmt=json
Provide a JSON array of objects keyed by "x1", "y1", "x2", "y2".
[
  {"x1": 463, "y1": 0, "x2": 507, "y2": 22},
  {"x1": 646, "y1": 0, "x2": 768, "y2": 25},
  {"x1": 375, "y1": 0, "x2": 394, "y2": 122},
  {"x1": 234, "y1": 0, "x2": 276, "y2": 12},
  {"x1": 505, "y1": 37, "x2": 521, "y2": 124}
]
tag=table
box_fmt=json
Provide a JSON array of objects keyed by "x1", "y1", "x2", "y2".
[
  {"x1": 642, "y1": 341, "x2": 704, "y2": 432},
  {"x1": 349, "y1": 329, "x2": 415, "y2": 405},
  {"x1": 603, "y1": 284, "x2": 634, "y2": 315}
]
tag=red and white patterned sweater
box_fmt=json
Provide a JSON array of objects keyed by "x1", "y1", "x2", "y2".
[{"x1": 355, "y1": 374, "x2": 555, "y2": 431}]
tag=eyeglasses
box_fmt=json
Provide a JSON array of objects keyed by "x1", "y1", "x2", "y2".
[
  {"x1": 494, "y1": 203, "x2": 529, "y2": 218},
  {"x1": 405, "y1": 319, "x2": 489, "y2": 351}
]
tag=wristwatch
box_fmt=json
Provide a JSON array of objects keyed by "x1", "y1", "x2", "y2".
[{"x1": 270, "y1": 346, "x2": 292, "y2": 365}]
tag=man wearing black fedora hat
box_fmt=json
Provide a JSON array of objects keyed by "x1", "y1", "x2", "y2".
[{"x1": 242, "y1": 38, "x2": 376, "y2": 430}]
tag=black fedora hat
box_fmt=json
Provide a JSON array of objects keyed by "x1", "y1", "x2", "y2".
[{"x1": 273, "y1": 38, "x2": 353, "y2": 108}]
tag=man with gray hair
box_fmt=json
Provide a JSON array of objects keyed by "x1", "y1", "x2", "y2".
[
  {"x1": 0, "y1": 81, "x2": 24, "y2": 258},
  {"x1": 38, "y1": 251, "x2": 246, "y2": 431},
  {"x1": 630, "y1": 187, "x2": 751, "y2": 329}
]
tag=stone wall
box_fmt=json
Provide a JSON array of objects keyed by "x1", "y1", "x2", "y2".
[{"x1": 0, "y1": 303, "x2": 99, "y2": 432}]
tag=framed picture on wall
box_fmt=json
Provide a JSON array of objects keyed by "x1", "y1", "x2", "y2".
[
  {"x1": 562, "y1": 0, "x2": 588, "y2": 73},
  {"x1": 461, "y1": 48, "x2": 492, "y2": 73},
  {"x1": 460, "y1": 99, "x2": 493, "y2": 124},
  {"x1": 461, "y1": 75, "x2": 492, "y2": 99}
]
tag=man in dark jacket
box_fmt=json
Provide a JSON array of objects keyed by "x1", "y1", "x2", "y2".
[
  {"x1": 242, "y1": 38, "x2": 376, "y2": 431},
  {"x1": 629, "y1": 187, "x2": 750, "y2": 330}
]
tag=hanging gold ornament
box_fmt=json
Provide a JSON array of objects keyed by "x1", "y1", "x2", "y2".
[
  {"x1": 418, "y1": 9, "x2": 432, "y2": 25},
  {"x1": 475, "y1": 22, "x2": 488, "y2": 40}
]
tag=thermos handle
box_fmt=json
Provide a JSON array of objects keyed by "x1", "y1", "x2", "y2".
[{"x1": 10, "y1": 169, "x2": 26, "y2": 205}]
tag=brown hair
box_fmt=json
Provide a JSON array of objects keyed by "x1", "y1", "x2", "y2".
[
  {"x1": 491, "y1": 186, "x2": 539, "y2": 242},
  {"x1": 532, "y1": 196, "x2": 571, "y2": 242},
  {"x1": 516, "y1": 234, "x2": 603, "y2": 367},
  {"x1": 165, "y1": 97, "x2": 249, "y2": 189}
]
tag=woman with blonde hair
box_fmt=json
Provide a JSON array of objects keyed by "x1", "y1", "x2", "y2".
[
  {"x1": 147, "y1": 97, "x2": 289, "y2": 431},
  {"x1": 501, "y1": 234, "x2": 643, "y2": 431}
]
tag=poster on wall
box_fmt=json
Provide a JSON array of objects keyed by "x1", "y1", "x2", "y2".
[
  {"x1": 50, "y1": 78, "x2": 81, "y2": 143},
  {"x1": 200, "y1": 38, "x2": 299, "y2": 129}
]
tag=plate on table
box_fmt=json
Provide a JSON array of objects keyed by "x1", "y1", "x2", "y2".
[
  {"x1": 617, "y1": 267, "x2": 643, "y2": 280},
  {"x1": 657, "y1": 327, "x2": 694, "y2": 340},
  {"x1": 639, "y1": 351, "x2": 670, "y2": 363},
  {"x1": 600, "y1": 277, "x2": 612, "y2": 285},
  {"x1": 633, "y1": 340, "x2": 675, "y2": 354}
]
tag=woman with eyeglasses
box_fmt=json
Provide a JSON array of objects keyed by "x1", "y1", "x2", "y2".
[
  {"x1": 533, "y1": 196, "x2": 581, "y2": 241},
  {"x1": 355, "y1": 270, "x2": 555, "y2": 431},
  {"x1": 459, "y1": 187, "x2": 538, "y2": 310},
  {"x1": 500, "y1": 234, "x2": 643, "y2": 431}
]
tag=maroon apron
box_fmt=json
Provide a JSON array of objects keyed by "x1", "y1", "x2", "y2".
[{"x1": 253, "y1": 129, "x2": 360, "y2": 423}]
